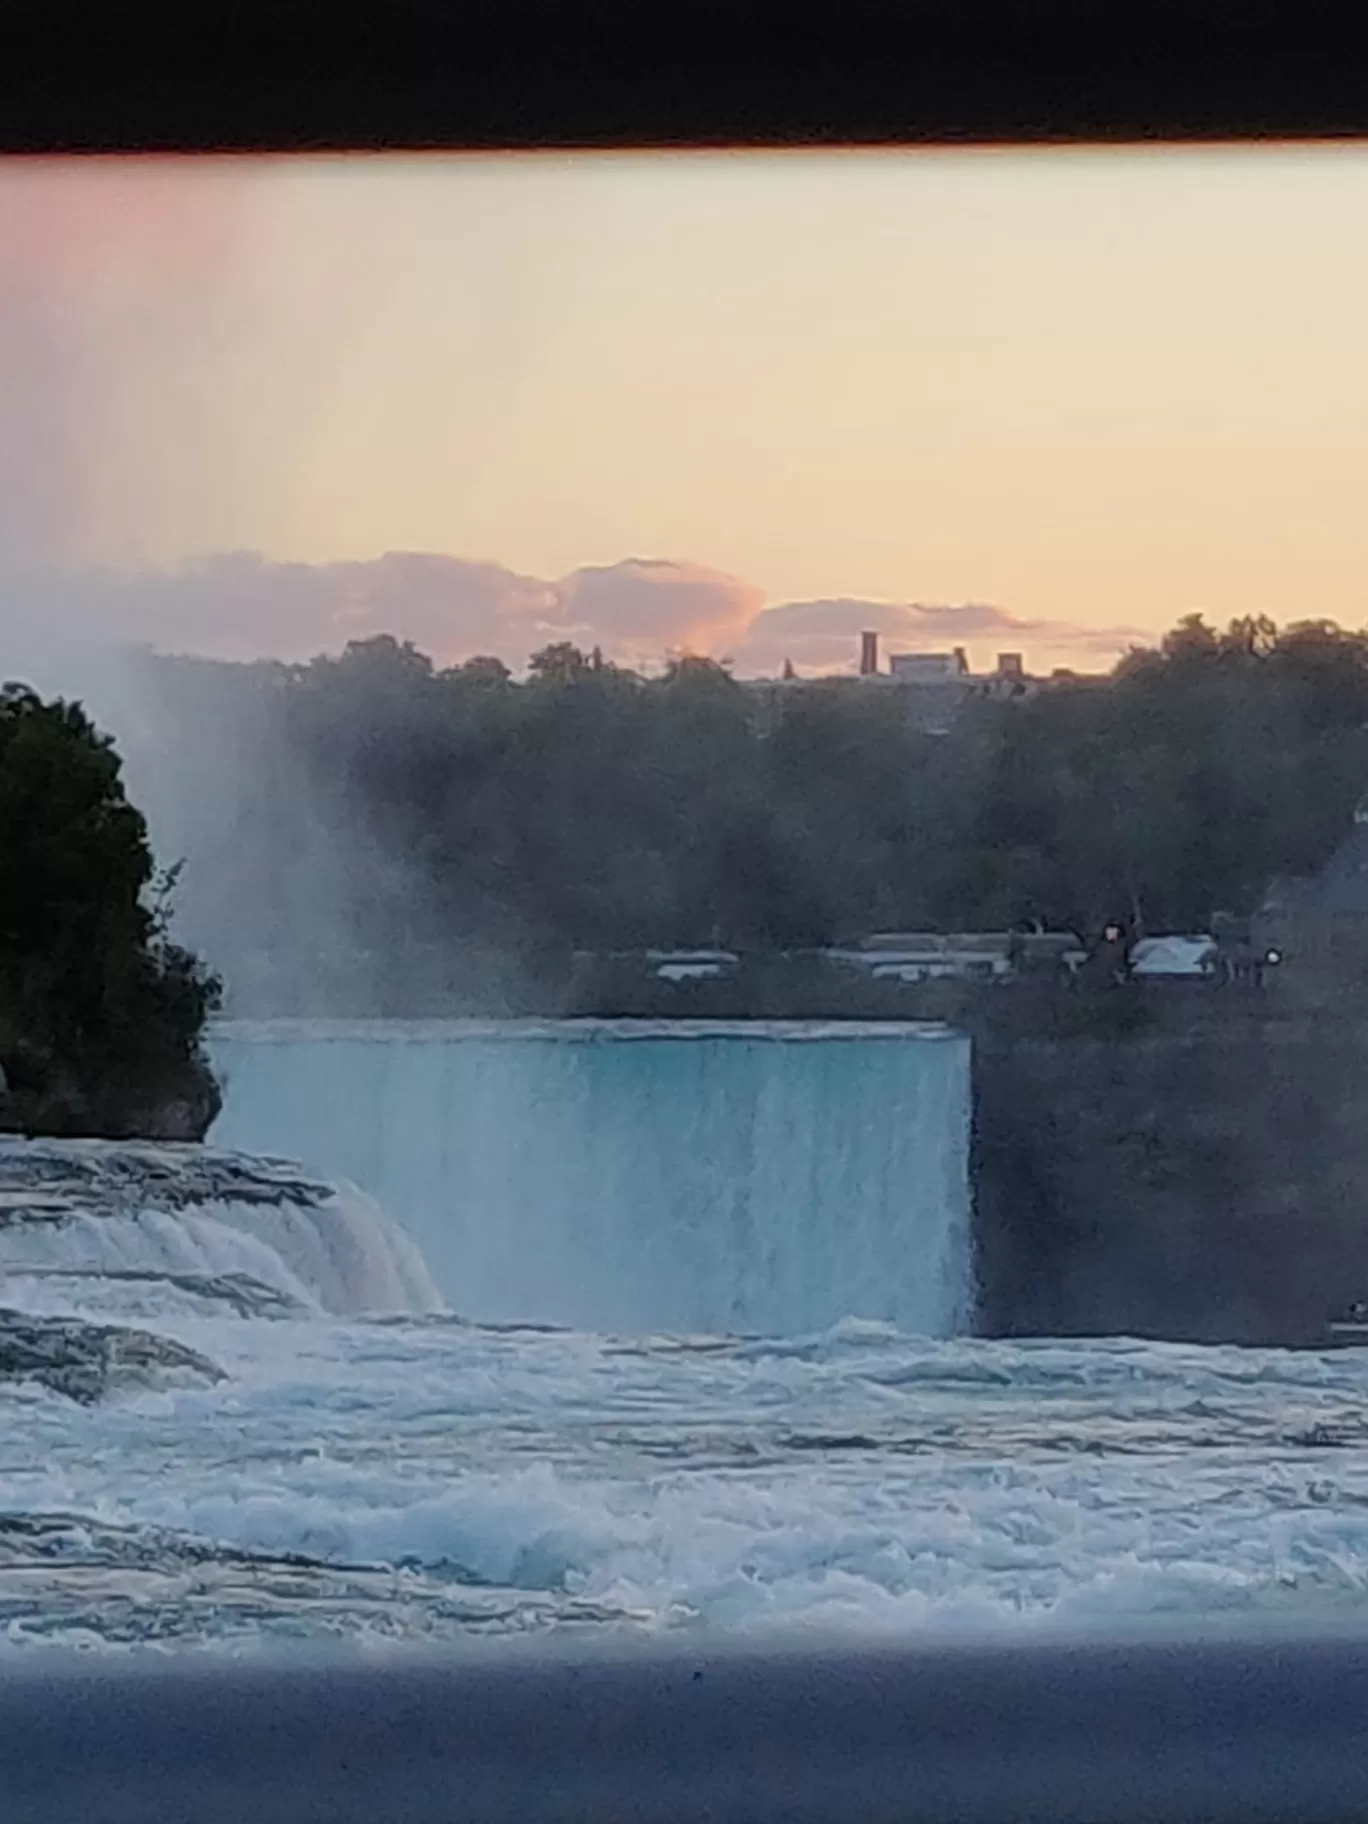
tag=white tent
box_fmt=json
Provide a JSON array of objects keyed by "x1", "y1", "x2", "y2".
[{"x1": 1129, "y1": 935, "x2": 1217, "y2": 978}]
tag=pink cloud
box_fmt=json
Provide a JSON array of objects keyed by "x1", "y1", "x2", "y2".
[
  {"x1": 555, "y1": 559, "x2": 762, "y2": 662},
  {"x1": 0, "y1": 550, "x2": 1138, "y2": 689}
]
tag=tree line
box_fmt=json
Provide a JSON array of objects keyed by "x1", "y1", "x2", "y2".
[{"x1": 119, "y1": 613, "x2": 1368, "y2": 1012}]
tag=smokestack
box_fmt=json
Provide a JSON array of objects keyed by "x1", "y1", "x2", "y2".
[
  {"x1": 860, "y1": 630, "x2": 879, "y2": 676},
  {"x1": 952, "y1": 647, "x2": 968, "y2": 675}
]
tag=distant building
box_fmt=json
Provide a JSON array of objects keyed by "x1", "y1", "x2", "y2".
[
  {"x1": 978, "y1": 654, "x2": 1035, "y2": 700},
  {"x1": 861, "y1": 632, "x2": 1038, "y2": 701},
  {"x1": 825, "y1": 930, "x2": 1085, "y2": 984},
  {"x1": 645, "y1": 949, "x2": 739, "y2": 982},
  {"x1": 825, "y1": 932, "x2": 1014, "y2": 983},
  {"x1": 1129, "y1": 935, "x2": 1218, "y2": 979},
  {"x1": 738, "y1": 633, "x2": 1044, "y2": 735},
  {"x1": 888, "y1": 648, "x2": 970, "y2": 684}
]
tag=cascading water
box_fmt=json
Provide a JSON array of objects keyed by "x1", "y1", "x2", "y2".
[
  {"x1": 15, "y1": 1028, "x2": 1354, "y2": 1654},
  {"x1": 210, "y1": 1019, "x2": 973, "y2": 1335},
  {"x1": 0, "y1": 1139, "x2": 442, "y2": 1318}
]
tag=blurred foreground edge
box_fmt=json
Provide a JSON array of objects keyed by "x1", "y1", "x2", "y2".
[
  {"x1": 3, "y1": 0, "x2": 1368, "y2": 152},
  {"x1": 5, "y1": 1627, "x2": 1368, "y2": 1823}
]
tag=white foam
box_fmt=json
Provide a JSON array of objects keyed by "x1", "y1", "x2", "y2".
[
  {"x1": 0, "y1": 1149, "x2": 443, "y2": 1319},
  {"x1": 6, "y1": 1322, "x2": 1368, "y2": 1647}
]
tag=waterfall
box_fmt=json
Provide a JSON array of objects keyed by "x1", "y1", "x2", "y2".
[
  {"x1": 0, "y1": 1140, "x2": 443, "y2": 1318},
  {"x1": 211, "y1": 1020, "x2": 972, "y2": 1336}
]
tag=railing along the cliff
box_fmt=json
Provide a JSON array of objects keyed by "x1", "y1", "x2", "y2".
[{"x1": 5, "y1": 1625, "x2": 1368, "y2": 1822}]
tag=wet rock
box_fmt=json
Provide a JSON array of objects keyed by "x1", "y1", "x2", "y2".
[
  {"x1": 0, "y1": 1307, "x2": 225, "y2": 1403},
  {"x1": 0, "y1": 1511, "x2": 650, "y2": 1647},
  {"x1": 0, "y1": 1136, "x2": 333, "y2": 1226}
]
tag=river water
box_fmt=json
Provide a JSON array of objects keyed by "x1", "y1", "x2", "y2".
[
  {"x1": 1, "y1": 1021, "x2": 1365, "y2": 1651},
  {"x1": 3, "y1": 1301, "x2": 1368, "y2": 1650}
]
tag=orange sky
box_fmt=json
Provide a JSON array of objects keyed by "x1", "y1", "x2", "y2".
[{"x1": 3, "y1": 147, "x2": 1368, "y2": 676}]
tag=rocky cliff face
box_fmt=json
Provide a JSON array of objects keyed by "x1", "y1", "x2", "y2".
[{"x1": 972, "y1": 1003, "x2": 1368, "y2": 1346}]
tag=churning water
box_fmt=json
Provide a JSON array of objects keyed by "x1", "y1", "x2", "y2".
[{"x1": 3, "y1": 1021, "x2": 1368, "y2": 1653}]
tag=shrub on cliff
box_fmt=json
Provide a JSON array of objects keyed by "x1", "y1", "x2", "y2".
[{"x1": 0, "y1": 684, "x2": 221, "y2": 1137}]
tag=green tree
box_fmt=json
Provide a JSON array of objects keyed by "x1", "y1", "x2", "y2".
[
  {"x1": 528, "y1": 642, "x2": 591, "y2": 683},
  {"x1": 0, "y1": 684, "x2": 221, "y2": 1136},
  {"x1": 451, "y1": 655, "x2": 512, "y2": 685},
  {"x1": 106, "y1": 610, "x2": 1368, "y2": 1017}
]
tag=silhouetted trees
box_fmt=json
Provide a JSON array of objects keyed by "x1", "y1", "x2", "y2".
[
  {"x1": 122, "y1": 617, "x2": 1368, "y2": 1011},
  {"x1": 0, "y1": 684, "x2": 222, "y2": 1134}
]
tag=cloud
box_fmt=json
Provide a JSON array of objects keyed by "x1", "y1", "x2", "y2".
[
  {"x1": 1, "y1": 551, "x2": 560, "y2": 676},
  {"x1": 1, "y1": 552, "x2": 763, "y2": 679},
  {"x1": 556, "y1": 559, "x2": 762, "y2": 663},
  {"x1": 0, "y1": 550, "x2": 1139, "y2": 693}
]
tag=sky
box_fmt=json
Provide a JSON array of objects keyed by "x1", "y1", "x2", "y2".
[{"x1": 4, "y1": 146, "x2": 1368, "y2": 678}]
